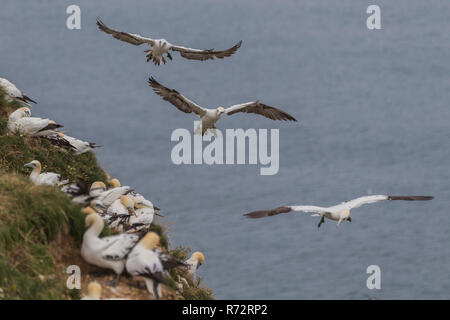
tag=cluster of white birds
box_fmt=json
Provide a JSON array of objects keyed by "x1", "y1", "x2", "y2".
[
  {"x1": 2, "y1": 77, "x2": 102, "y2": 154},
  {"x1": 1, "y1": 76, "x2": 205, "y2": 299}
]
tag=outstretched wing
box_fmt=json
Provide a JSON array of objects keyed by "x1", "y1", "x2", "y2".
[
  {"x1": 344, "y1": 195, "x2": 434, "y2": 210},
  {"x1": 225, "y1": 101, "x2": 297, "y2": 121},
  {"x1": 170, "y1": 40, "x2": 242, "y2": 61},
  {"x1": 96, "y1": 19, "x2": 155, "y2": 46},
  {"x1": 244, "y1": 205, "x2": 328, "y2": 219},
  {"x1": 148, "y1": 77, "x2": 207, "y2": 116}
]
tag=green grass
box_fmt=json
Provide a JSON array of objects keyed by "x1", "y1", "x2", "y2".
[
  {"x1": 0, "y1": 89, "x2": 213, "y2": 300},
  {"x1": 0, "y1": 173, "x2": 84, "y2": 299}
]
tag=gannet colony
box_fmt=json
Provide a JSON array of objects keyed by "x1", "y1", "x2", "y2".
[{"x1": 0, "y1": 17, "x2": 434, "y2": 300}]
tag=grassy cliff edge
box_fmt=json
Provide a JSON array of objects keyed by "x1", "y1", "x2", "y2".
[{"x1": 0, "y1": 89, "x2": 213, "y2": 300}]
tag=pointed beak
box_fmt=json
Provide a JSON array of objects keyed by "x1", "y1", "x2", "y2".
[
  {"x1": 155, "y1": 209, "x2": 164, "y2": 217},
  {"x1": 24, "y1": 162, "x2": 34, "y2": 168}
]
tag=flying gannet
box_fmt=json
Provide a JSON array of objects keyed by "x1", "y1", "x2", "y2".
[
  {"x1": 125, "y1": 232, "x2": 171, "y2": 299},
  {"x1": 8, "y1": 108, "x2": 62, "y2": 136},
  {"x1": 185, "y1": 252, "x2": 205, "y2": 278},
  {"x1": 81, "y1": 282, "x2": 102, "y2": 300},
  {"x1": 96, "y1": 19, "x2": 242, "y2": 66},
  {"x1": 81, "y1": 213, "x2": 141, "y2": 286},
  {"x1": 244, "y1": 195, "x2": 434, "y2": 227},
  {"x1": 148, "y1": 77, "x2": 297, "y2": 135},
  {"x1": 24, "y1": 160, "x2": 69, "y2": 186},
  {"x1": 0, "y1": 77, "x2": 37, "y2": 107}
]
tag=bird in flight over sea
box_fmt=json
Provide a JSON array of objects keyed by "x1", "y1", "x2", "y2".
[
  {"x1": 244, "y1": 195, "x2": 434, "y2": 228},
  {"x1": 0, "y1": 77, "x2": 37, "y2": 107},
  {"x1": 96, "y1": 19, "x2": 242, "y2": 65},
  {"x1": 148, "y1": 77, "x2": 297, "y2": 135}
]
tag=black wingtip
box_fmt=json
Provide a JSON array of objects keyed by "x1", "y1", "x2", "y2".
[{"x1": 388, "y1": 196, "x2": 434, "y2": 201}]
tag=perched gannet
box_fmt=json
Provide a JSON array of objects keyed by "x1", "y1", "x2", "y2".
[
  {"x1": 106, "y1": 195, "x2": 136, "y2": 231},
  {"x1": 8, "y1": 108, "x2": 62, "y2": 136},
  {"x1": 125, "y1": 232, "x2": 169, "y2": 299},
  {"x1": 96, "y1": 19, "x2": 242, "y2": 66},
  {"x1": 125, "y1": 196, "x2": 163, "y2": 233},
  {"x1": 45, "y1": 132, "x2": 102, "y2": 155},
  {"x1": 89, "y1": 181, "x2": 107, "y2": 197},
  {"x1": 24, "y1": 160, "x2": 68, "y2": 186},
  {"x1": 82, "y1": 282, "x2": 102, "y2": 300},
  {"x1": 8, "y1": 107, "x2": 31, "y2": 123},
  {"x1": 81, "y1": 213, "x2": 140, "y2": 286},
  {"x1": 94, "y1": 183, "x2": 133, "y2": 207},
  {"x1": 185, "y1": 252, "x2": 205, "y2": 278},
  {"x1": 244, "y1": 195, "x2": 434, "y2": 227},
  {"x1": 148, "y1": 77, "x2": 297, "y2": 135},
  {"x1": 0, "y1": 77, "x2": 37, "y2": 107}
]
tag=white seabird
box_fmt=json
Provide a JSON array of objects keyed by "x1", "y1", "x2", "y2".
[
  {"x1": 81, "y1": 213, "x2": 141, "y2": 286},
  {"x1": 148, "y1": 77, "x2": 297, "y2": 135},
  {"x1": 0, "y1": 77, "x2": 37, "y2": 107},
  {"x1": 8, "y1": 107, "x2": 63, "y2": 136},
  {"x1": 244, "y1": 195, "x2": 434, "y2": 227},
  {"x1": 125, "y1": 232, "x2": 170, "y2": 299},
  {"x1": 93, "y1": 182, "x2": 133, "y2": 207},
  {"x1": 185, "y1": 251, "x2": 205, "y2": 278},
  {"x1": 44, "y1": 132, "x2": 102, "y2": 155},
  {"x1": 126, "y1": 196, "x2": 163, "y2": 233},
  {"x1": 24, "y1": 160, "x2": 68, "y2": 186},
  {"x1": 81, "y1": 282, "x2": 102, "y2": 300},
  {"x1": 96, "y1": 19, "x2": 242, "y2": 66},
  {"x1": 105, "y1": 195, "x2": 135, "y2": 231}
]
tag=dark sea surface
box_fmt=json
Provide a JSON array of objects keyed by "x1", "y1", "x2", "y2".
[{"x1": 1, "y1": 0, "x2": 449, "y2": 299}]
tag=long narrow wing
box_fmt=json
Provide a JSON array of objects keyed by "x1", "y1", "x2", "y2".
[
  {"x1": 96, "y1": 19, "x2": 155, "y2": 46},
  {"x1": 148, "y1": 77, "x2": 207, "y2": 116},
  {"x1": 344, "y1": 195, "x2": 434, "y2": 210},
  {"x1": 170, "y1": 40, "x2": 242, "y2": 61},
  {"x1": 244, "y1": 205, "x2": 328, "y2": 219},
  {"x1": 225, "y1": 101, "x2": 297, "y2": 121}
]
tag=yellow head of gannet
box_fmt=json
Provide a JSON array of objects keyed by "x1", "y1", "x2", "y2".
[
  {"x1": 18, "y1": 107, "x2": 32, "y2": 117},
  {"x1": 139, "y1": 232, "x2": 160, "y2": 250},
  {"x1": 217, "y1": 106, "x2": 226, "y2": 116},
  {"x1": 90, "y1": 181, "x2": 106, "y2": 192},
  {"x1": 82, "y1": 207, "x2": 96, "y2": 215},
  {"x1": 120, "y1": 195, "x2": 135, "y2": 214},
  {"x1": 85, "y1": 213, "x2": 102, "y2": 227},
  {"x1": 57, "y1": 132, "x2": 65, "y2": 138},
  {"x1": 109, "y1": 178, "x2": 121, "y2": 188},
  {"x1": 86, "y1": 282, "x2": 102, "y2": 300},
  {"x1": 192, "y1": 251, "x2": 205, "y2": 265},
  {"x1": 24, "y1": 160, "x2": 42, "y2": 172}
]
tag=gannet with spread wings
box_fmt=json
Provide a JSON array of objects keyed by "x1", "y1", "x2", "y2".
[
  {"x1": 244, "y1": 195, "x2": 434, "y2": 228},
  {"x1": 96, "y1": 19, "x2": 242, "y2": 66},
  {"x1": 148, "y1": 77, "x2": 297, "y2": 135}
]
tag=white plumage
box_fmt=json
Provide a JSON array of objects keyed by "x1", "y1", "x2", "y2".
[
  {"x1": 0, "y1": 77, "x2": 37, "y2": 106},
  {"x1": 81, "y1": 213, "x2": 140, "y2": 286},
  {"x1": 8, "y1": 107, "x2": 62, "y2": 136},
  {"x1": 244, "y1": 194, "x2": 434, "y2": 227}
]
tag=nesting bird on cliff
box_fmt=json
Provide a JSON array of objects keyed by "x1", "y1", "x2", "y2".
[
  {"x1": 81, "y1": 213, "x2": 141, "y2": 287},
  {"x1": 96, "y1": 19, "x2": 242, "y2": 66},
  {"x1": 126, "y1": 232, "x2": 181, "y2": 299},
  {"x1": 0, "y1": 77, "x2": 37, "y2": 107},
  {"x1": 244, "y1": 194, "x2": 434, "y2": 228},
  {"x1": 8, "y1": 107, "x2": 62, "y2": 136},
  {"x1": 148, "y1": 77, "x2": 297, "y2": 135}
]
